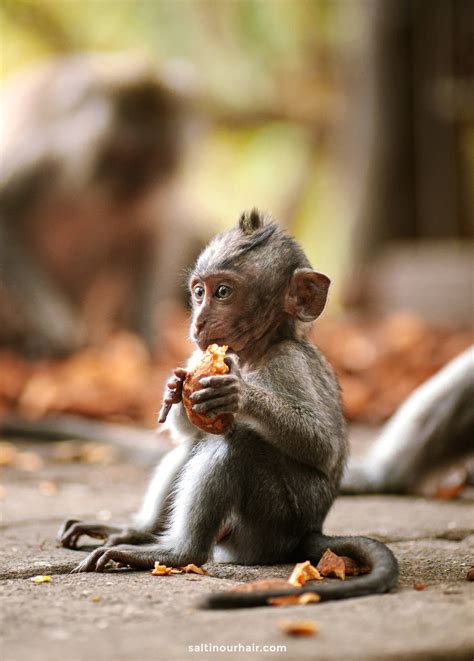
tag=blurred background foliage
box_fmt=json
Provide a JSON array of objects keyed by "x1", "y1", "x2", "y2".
[
  {"x1": 2, "y1": 0, "x2": 472, "y2": 305},
  {"x1": 0, "y1": 0, "x2": 472, "y2": 426},
  {"x1": 0, "y1": 0, "x2": 364, "y2": 300}
]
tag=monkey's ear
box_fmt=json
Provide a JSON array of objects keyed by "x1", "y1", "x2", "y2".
[{"x1": 284, "y1": 268, "x2": 330, "y2": 322}]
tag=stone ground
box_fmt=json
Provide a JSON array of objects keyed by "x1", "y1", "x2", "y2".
[{"x1": 1, "y1": 427, "x2": 473, "y2": 661}]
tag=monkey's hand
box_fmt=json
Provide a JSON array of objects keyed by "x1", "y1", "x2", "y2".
[
  {"x1": 158, "y1": 368, "x2": 188, "y2": 424},
  {"x1": 58, "y1": 519, "x2": 155, "y2": 549},
  {"x1": 190, "y1": 355, "x2": 244, "y2": 418}
]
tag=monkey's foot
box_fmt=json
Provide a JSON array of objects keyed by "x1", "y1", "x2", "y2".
[
  {"x1": 72, "y1": 544, "x2": 158, "y2": 572},
  {"x1": 72, "y1": 543, "x2": 205, "y2": 572}
]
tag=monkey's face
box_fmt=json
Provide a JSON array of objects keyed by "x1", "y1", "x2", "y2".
[
  {"x1": 188, "y1": 212, "x2": 331, "y2": 358},
  {"x1": 189, "y1": 270, "x2": 265, "y2": 354}
]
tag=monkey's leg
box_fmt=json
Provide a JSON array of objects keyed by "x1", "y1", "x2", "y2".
[
  {"x1": 73, "y1": 438, "x2": 236, "y2": 572},
  {"x1": 59, "y1": 443, "x2": 191, "y2": 549},
  {"x1": 132, "y1": 441, "x2": 191, "y2": 532}
]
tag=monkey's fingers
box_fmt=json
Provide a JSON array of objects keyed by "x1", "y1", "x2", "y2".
[
  {"x1": 57, "y1": 519, "x2": 81, "y2": 543},
  {"x1": 158, "y1": 403, "x2": 172, "y2": 424},
  {"x1": 224, "y1": 354, "x2": 241, "y2": 376},
  {"x1": 193, "y1": 394, "x2": 240, "y2": 416},
  {"x1": 72, "y1": 547, "x2": 108, "y2": 572},
  {"x1": 165, "y1": 388, "x2": 182, "y2": 402},
  {"x1": 168, "y1": 371, "x2": 187, "y2": 388},
  {"x1": 60, "y1": 522, "x2": 120, "y2": 548},
  {"x1": 190, "y1": 383, "x2": 239, "y2": 404},
  {"x1": 104, "y1": 529, "x2": 157, "y2": 547},
  {"x1": 166, "y1": 384, "x2": 182, "y2": 398},
  {"x1": 159, "y1": 369, "x2": 187, "y2": 423},
  {"x1": 199, "y1": 374, "x2": 239, "y2": 389}
]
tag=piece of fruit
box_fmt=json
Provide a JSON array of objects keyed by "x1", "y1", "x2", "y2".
[{"x1": 182, "y1": 344, "x2": 234, "y2": 434}]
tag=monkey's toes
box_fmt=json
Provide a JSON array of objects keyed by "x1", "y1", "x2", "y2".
[
  {"x1": 59, "y1": 522, "x2": 85, "y2": 548},
  {"x1": 72, "y1": 547, "x2": 110, "y2": 572}
]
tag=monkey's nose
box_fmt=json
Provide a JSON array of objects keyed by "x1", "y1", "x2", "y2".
[
  {"x1": 193, "y1": 316, "x2": 208, "y2": 335},
  {"x1": 191, "y1": 319, "x2": 206, "y2": 341}
]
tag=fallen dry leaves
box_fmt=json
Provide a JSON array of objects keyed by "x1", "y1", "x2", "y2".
[
  {"x1": 52, "y1": 440, "x2": 117, "y2": 464},
  {"x1": 0, "y1": 328, "x2": 190, "y2": 429},
  {"x1": 38, "y1": 480, "x2": 58, "y2": 496},
  {"x1": 268, "y1": 593, "x2": 320, "y2": 606},
  {"x1": 181, "y1": 564, "x2": 208, "y2": 575},
  {"x1": 435, "y1": 467, "x2": 468, "y2": 500},
  {"x1": 151, "y1": 562, "x2": 207, "y2": 576},
  {"x1": 233, "y1": 563, "x2": 322, "y2": 596},
  {"x1": 30, "y1": 575, "x2": 51, "y2": 583},
  {"x1": 312, "y1": 313, "x2": 472, "y2": 422},
  {"x1": 231, "y1": 579, "x2": 291, "y2": 593},
  {"x1": 0, "y1": 443, "x2": 45, "y2": 472},
  {"x1": 0, "y1": 314, "x2": 470, "y2": 429},
  {"x1": 278, "y1": 620, "x2": 318, "y2": 636},
  {"x1": 288, "y1": 560, "x2": 322, "y2": 586},
  {"x1": 316, "y1": 549, "x2": 346, "y2": 580},
  {"x1": 232, "y1": 551, "x2": 367, "y2": 604}
]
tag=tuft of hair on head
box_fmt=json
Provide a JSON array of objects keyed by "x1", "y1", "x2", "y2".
[{"x1": 238, "y1": 208, "x2": 265, "y2": 235}]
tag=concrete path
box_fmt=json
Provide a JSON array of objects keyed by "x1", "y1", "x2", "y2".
[{"x1": 1, "y1": 430, "x2": 473, "y2": 661}]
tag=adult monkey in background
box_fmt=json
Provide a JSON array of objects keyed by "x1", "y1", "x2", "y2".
[
  {"x1": 0, "y1": 53, "x2": 203, "y2": 355},
  {"x1": 342, "y1": 347, "x2": 474, "y2": 496},
  {"x1": 59, "y1": 209, "x2": 399, "y2": 608}
]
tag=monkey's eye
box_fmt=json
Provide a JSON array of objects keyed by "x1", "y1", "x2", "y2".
[
  {"x1": 215, "y1": 284, "x2": 232, "y2": 300},
  {"x1": 193, "y1": 285, "x2": 205, "y2": 302}
]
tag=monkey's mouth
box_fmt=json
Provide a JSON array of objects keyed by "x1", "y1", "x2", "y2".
[{"x1": 197, "y1": 337, "x2": 234, "y2": 353}]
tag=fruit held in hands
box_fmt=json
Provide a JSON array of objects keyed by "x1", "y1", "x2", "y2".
[{"x1": 182, "y1": 344, "x2": 234, "y2": 434}]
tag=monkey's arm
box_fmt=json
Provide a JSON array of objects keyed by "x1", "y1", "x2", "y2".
[
  {"x1": 58, "y1": 415, "x2": 195, "y2": 551},
  {"x1": 60, "y1": 366, "x2": 198, "y2": 550},
  {"x1": 132, "y1": 442, "x2": 192, "y2": 531},
  {"x1": 73, "y1": 437, "x2": 235, "y2": 572},
  {"x1": 239, "y1": 386, "x2": 342, "y2": 471},
  {"x1": 194, "y1": 345, "x2": 344, "y2": 471},
  {"x1": 341, "y1": 347, "x2": 474, "y2": 494},
  {"x1": 59, "y1": 442, "x2": 193, "y2": 550}
]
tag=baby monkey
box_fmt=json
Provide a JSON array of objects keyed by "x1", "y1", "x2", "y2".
[{"x1": 59, "y1": 210, "x2": 398, "y2": 607}]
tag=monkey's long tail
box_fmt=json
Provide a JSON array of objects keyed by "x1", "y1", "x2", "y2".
[{"x1": 201, "y1": 534, "x2": 398, "y2": 609}]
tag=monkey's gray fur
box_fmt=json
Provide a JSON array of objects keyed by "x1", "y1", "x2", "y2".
[
  {"x1": 59, "y1": 209, "x2": 398, "y2": 607},
  {"x1": 342, "y1": 347, "x2": 474, "y2": 495}
]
